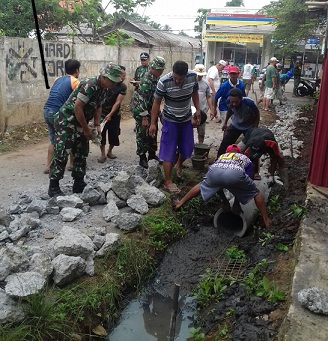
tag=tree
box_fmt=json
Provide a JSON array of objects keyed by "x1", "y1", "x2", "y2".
[
  {"x1": 225, "y1": 0, "x2": 244, "y2": 6},
  {"x1": 259, "y1": 0, "x2": 325, "y2": 55},
  {"x1": 0, "y1": 0, "x2": 69, "y2": 37},
  {"x1": 194, "y1": 8, "x2": 210, "y2": 39}
]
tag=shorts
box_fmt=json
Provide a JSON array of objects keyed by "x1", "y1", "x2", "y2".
[
  {"x1": 243, "y1": 79, "x2": 252, "y2": 90},
  {"x1": 200, "y1": 167, "x2": 259, "y2": 204},
  {"x1": 44, "y1": 108, "x2": 56, "y2": 144},
  {"x1": 264, "y1": 87, "x2": 274, "y2": 100},
  {"x1": 100, "y1": 114, "x2": 121, "y2": 146},
  {"x1": 159, "y1": 119, "x2": 194, "y2": 163}
]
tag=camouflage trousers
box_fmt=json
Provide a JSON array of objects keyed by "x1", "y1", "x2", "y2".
[
  {"x1": 133, "y1": 115, "x2": 157, "y2": 156},
  {"x1": 50, "y1": 113, "x2": 89, "y2": 180}
]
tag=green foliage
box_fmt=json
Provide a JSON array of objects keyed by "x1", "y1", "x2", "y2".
[
  {"x1": 143, "y1": 203, "x2": 186, "y2": 247},
  {"x1": 0, "y1": 323, "x2": 32, "y2": 341},
  {"x1": 289, "y1": 203, "x2": 307, "y2": 218},
  {"x1": 225, "y1": 245, "x2": 246, "y2": 263},
  {"x1": 259, "y1": 0, "x2": 325, "y2": 55},
  {"x1": 193, "y1": 269, "x2": 228, "y2": 307},
  {"x1": 267, "y1": 195, "x2": 281, "y2": 212},
  {"x1": 188, "y1": 326, "x2": 206, "y2": 340},
  {"x1": 259, "y1": 232, "x2": 274, "y2": 246},
  {"x1": 104, "y1": 29, "x2": 134, "y2": 46},
  {"x1": 276, "y1": 243, "x2": 288, "y2": 251},
  {"x1": 225, "y1": 0, "x2": 244, "y2": 6},
  {"x1": 114, "y1": 238, "x2": 155, "y2": 289},
  {"x1": 0, "y1": 0, "x2": 69, "y2": 37},
  {"x1": 194, "y1": 8, "x2": 210, "y2": 37}
]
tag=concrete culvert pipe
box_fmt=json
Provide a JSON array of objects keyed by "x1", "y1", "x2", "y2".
[{"x1": 213, "y1": 177, "x2": 271, "y2": 237}]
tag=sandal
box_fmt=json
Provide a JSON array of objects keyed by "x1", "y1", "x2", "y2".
[
  {"x1": 97, "y1": 156, "x2": 106, "y2": 163},
  {"x1": 107, "y1": 153, "x2": 117, "y2": 159},
  {"x1": 254, "y1": 173, "x2": 261, "y2": 180},
  {"x1": 163, "y1": 183, "x2": 181, "y2": 194}
]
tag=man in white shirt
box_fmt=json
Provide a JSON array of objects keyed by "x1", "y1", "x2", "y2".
[
  {"x1": 240, "y1": 61, "x2": 255, "y2": 96},
  {"x1": 207, "y1": 59, "x2": 227, "y2": 122}
]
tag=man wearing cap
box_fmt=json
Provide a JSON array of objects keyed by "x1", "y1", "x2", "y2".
[
  {"x1": 149, "y1": 60, "x2": 200, "y2": 193},
  {"x1": 131, "y1": 52, "x2": 150, "y2": 87},
  {"x1": 207, "y1": 60, "x2": 227, "y2": 96},
  {"x1": 175, "y1": 144, "x2": 270, "y2": 229},
  {"x1": 293, "y1": 60, "x2": 302, "y2": 96},
  {"x1": 132, "y1": 56, "x2": 166, "y2": 168},
  {"x1": 48, "y1": 64, "x2": 122, "y2": 197},
  {"x1": 216, "y1": 88, "x2": 259, "y2": 158},
  {"x1": 213, "y1": 66, "x2": 246, "y2": 124},
  {"x1": 238, "y1": 127, "x2": 288, "y2": 187},
  {"x1": 263, "y1": 57, "x2": 279, "y2": 111},
  {"x1": 192, "y1": 64, "x2": 215, "y2": 143}
]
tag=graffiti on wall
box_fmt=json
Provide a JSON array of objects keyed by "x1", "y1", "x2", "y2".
[{"x1": 6, "y1": 41, "x2": 71, "y2": 81}]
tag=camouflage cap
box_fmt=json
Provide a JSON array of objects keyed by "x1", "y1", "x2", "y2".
[
  {"x1": 100, "y1": 64, "x2": 122, "y2": 83},
  {"x1": 150, "y1": 56, "x2": 166, "y2": 70}
]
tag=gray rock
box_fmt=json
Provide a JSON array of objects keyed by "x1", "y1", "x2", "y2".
[
  {"x1": 29, "y1": 253, "x2": 53, "y2": 279},
  {"x1": 298, "y1": 287, "x2": 328, "y2": 315},
  {"x1": 102, "y1": 200, "x2": 120, "y2": 222},
  {"x1": 26, "y1": 199, "x2": 48, "y2": 217},
  {"x1": 96, "y1": 233, "x2": 121, "y2": 257},
  {"x1": 0, "y1": 288, "x2": 25, "y2": 324},
  {"x1": 97, "y1": 181, "x2": 112, "y2": 193},
  {"x1": 106, "y1": 190, "x2": 126, "y2": 208},
  {"x1": 93, "y1": 235, "x2": 105, "y2": 250},
  {"x1": 112, "y1": 171, "x2": 135, "y2": 200},
  {"x1": 60, "y1": 207, "x2": 83, "y2": 222},
  {"x1": 50, "y1": 226, "x2": 94, "y2": 259},
  {"x1": 135, "y1": 183, "x2": 165, "y2": 206},
  {"x1": 0, "y1": 230, "x2": 9, "y2": 241},
  {"x1": 112, "y1": 212, "x2": 141, "y2": 231},
  {"x1": 56, "y1": 195, "x2": 84, "y2": 209},
  {"x1": 52, "y1": 254, "x2": 86, "y2": 285},
  {"x1": 146, "y1": 159, "x2": 164, "y2": 187},
  {"x1": 81, "y1": 185, "x2": 101, "y2": 205},
  {"x1": 0, "y1": 211, "x2": 13, "y2": 227},
  {"x1": 127, "y1": 194, "x2": 149, "y2": 215},
  {"x1": 5, "y1": 272, "x2": 46, "y2": 297}
]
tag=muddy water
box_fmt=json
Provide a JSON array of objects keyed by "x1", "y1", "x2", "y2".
[
  {"x1": 108, "y1": 293, "x2": 196, "y2": 340},
  {"x1": 108, "y1": 225, "x2": 235, "y2": 340}
]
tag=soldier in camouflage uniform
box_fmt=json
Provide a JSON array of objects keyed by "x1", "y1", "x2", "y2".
[
  {"x1": 48, "y1": 65, "x2": 122, "y2": 197},
  {"x1": 131, "y1": 56, "x2": 166, "y2": 168},
  {"x1": 130, "y1": 52, "x2": 150, "y2": 88}
]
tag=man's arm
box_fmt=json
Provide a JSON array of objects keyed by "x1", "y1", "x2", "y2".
[
  {"x1": 74, "y1": 99, "x2": 92, "y2": 140},
  {"x1": 104, "y1": 94, "x2": 126, "y2": 121},
  {"x1": 149, "y1": 97, "x2": 162, "y2": 137},
  {"x1": 208, "y1": 78, "x2": 216, "y2": 95},
  {"x1": 191, "y1": 89, "x2": 201, "y2": 123}
]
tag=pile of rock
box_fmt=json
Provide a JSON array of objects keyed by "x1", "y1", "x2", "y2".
[{"x1": 0, "y1": 160, "x2": 165, "y2": 324}]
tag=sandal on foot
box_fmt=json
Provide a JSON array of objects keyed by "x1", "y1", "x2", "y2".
[
  {"x1": 107, "y1": 153, "x2": 117, "y2": 159},
  {"x1": 163, "y1": 183, "x2": 181, "y2": 194},
  {"x1": 254, "y1": 173, "x2": 261, "y2": 180},
  {"x1": 97, "y1": 157, "x2": 106, "y2": 163}
]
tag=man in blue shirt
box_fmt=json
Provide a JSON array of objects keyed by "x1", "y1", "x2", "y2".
[
  {"x1": 213, "y1": 66, "x2": 246, "y2": 124},
  {"x1": 43, "y1": 59, "x2": 80, "y2": 174},
  {"x1": 216, "y1": 88, "x2": 259, "y2": 158}
]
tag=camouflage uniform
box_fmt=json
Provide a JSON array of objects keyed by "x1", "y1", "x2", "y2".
[
  {"x1": 134, "y1": 65, "x2": 150, "y2": 82},
  {"x1": 132, "y1": 71, "x2": 159, "y2": 156},
  {"x1": 50, "y1": 76, "x2": 106, "y2": 180}
]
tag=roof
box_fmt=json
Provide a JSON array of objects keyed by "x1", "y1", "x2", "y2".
[{"x1": 99, "y1": 19, "x2": 200, "y2": 48}]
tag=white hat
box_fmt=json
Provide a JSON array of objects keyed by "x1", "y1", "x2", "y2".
[
  {"x1": 193, "y1": 64, "x2": 207, "y2": 76},
  {"x1": 218, "y1": 60, "x2": 227, "y2": 67},
  {"x1": 270, "y1": 57, "x2": 279, "y2": 62}
]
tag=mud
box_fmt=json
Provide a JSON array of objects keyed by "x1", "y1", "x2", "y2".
[{"x1": 145, "y1": 106, "x2": 314, "y2": 340}]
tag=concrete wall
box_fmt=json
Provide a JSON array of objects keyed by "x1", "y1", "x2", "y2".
[{"x1": 0, "y1": 36, "x2": 197, "y2": 132}]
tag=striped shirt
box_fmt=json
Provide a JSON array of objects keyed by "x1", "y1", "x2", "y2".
[{"x1": 154, "y1": 71, "x2": 198, "y2": 122}]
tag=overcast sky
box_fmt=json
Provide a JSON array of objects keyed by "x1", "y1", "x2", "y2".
[{"x1": 120, "y1": 0, "x2": 277, "y2": 36}]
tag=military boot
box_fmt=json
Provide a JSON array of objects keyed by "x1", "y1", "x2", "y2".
[
  {"x1": 48, "y1": 179, "x2": 64, "y2": 197},
  {"x1": 72, "y1": 176, "x2": 87, "y2": 193},
  {"x1": 139, "y1": 154, "x2": 148, "y2": 169}
]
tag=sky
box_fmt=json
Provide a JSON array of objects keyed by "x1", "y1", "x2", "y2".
[{"x1": 129, "y1": 0, "x2": 277, "y2": 36}]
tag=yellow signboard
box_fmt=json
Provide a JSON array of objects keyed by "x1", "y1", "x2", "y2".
[{"x1": 204, "y1": 33, "x2": 263, "y2": 44}]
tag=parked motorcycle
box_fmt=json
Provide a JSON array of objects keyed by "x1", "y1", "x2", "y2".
[{"x1": 296, "y1": 78, "x2": 320, "y2": 97}]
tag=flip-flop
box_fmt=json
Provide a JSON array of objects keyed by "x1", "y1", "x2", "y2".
[
  {"x1": 163, "y1": 183, "x2": 181, "y2": 194},
  {"x1": 107, "y1": 153, "x2": 117, "y2": 159},
  {"x1": 254, "y1": 173, "x2": 261, "y2": 180},
  {"x1": 97, "y1": 157, "x2": 106, "y2": 163}
]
